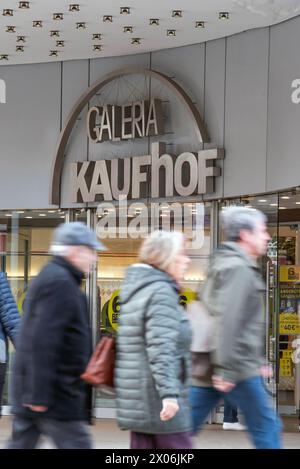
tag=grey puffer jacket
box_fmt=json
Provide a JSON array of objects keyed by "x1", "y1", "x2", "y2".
[{"x1": 115, "y1": 264, "x2": 192, "y2": 434}]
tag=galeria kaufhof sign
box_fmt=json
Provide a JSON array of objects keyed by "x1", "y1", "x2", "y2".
[{"x1": 50, "y1": 68, "x2": 224, "y2": 206}]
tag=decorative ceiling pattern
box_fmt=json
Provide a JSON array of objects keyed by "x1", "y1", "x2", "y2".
[{"x1": 0, "y1": 0, "x2": 299, "y2": 65}]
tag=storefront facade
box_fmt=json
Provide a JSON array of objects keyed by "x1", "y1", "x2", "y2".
[{"x1": 1, "y1": 14, "x2": 300, "y2": 423}]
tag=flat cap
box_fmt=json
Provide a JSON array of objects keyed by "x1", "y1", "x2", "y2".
[{"x1": 52, "y1": 222, "x2": 106, "y2": 251}]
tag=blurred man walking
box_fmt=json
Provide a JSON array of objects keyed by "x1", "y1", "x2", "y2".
[
  {"x1": 8, "y1": 222, "x2": 106, "y2": 449},
  {"x1": 189, "y1": 206, "x2": 282, "y2": 449}
]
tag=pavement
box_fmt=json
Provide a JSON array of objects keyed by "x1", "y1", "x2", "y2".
[{"x1": 0, "y1": 416, "x2": 299, "y2": 449}]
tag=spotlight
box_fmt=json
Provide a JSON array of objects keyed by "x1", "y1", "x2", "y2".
[
  {"x1": 92, "y1": 33, "x2": 102, "y2": 40},
  {"x1": 3, "y1": 9, "x2": 13, "y2": 17},
  {"x1": 195, "y1": 21, "x2": 205, "y2": 28},
  {"x1": 219, "y1": 12, "x2": 229, "y2": 19},
  {"x1": 19, "y1": 2, "x2": 30, "y2": 8},
  {"x1": 120, "y1": 7, "x2": 130, "y2": 14},
  {"x1": 149, "y1": 18, "x2": 159, "y2": 26},
  {"x1": 172, "y1": 10, "x2": 182, "y2": 18},
  {"x1": 32, "y1": 20, "x2": 42, "y2": 27},
  {"x1": 50, "y1": 30, "x2": 60, "y2": 37},
  {"x1": 93, "y1": 44, "x2": 102, "y2": 51},
  {"x1": 53, "y1": 13, "x2": 63, "y2": 20},
  {"x1": 6, "y1": 25, "x2": 16, "y2": 32},
  {"x1": 16, "y1": 45, "x2": 24, "y2": 52},
  {"x1": 16, "y1": 35, "x2": 26, "y2": 42},
  {"x1": 167, "y1": 29, "x2": 176, "y2": 37},
  {"x1": 69, "y1": 4, "x2": 80, "y2": 12},
  {"x1": 49, "y1": 50, "x2": 59, "y2": 57},
  {"x1": 103, "y1": 15, "x2": 113, "y2": 22},
  {"x1": 124, "y1": 26, "x2": 133, "y2": 33},
  {"x1": 131, "y1": 37, "x2": 141, "y2": 45},
  {"x1": 56, "y1": 40, "x2": 65, "y2": 47},
  {"x1": 0, "y1": 54, "x2": 9, "y2": 61},
  {"x1": 76, "y1": 22, "x2": 86, "y2": 29}
]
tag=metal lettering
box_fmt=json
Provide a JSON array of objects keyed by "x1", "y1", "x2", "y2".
[
  {"x1": 131, "y1": 155, "x2": 151, "y2": 199},
  {"x1": 99, "y1": 105, "x2": 112, "y2": 142},
  {"x1": 151, "y1": 142, "x2": 174, "y2": 198},
  {"x1": 174, "y1": 152, "x2": 198, "y2": 196},
  {"x1": 122, "y1": 104, "x2": 133, "y2": 139},
  {"x1": 86, "y1": 106, "x2": 100, "y2": 142},
  {"x1": 89, "y1": 160, "x2": 112, "y2": 201}
]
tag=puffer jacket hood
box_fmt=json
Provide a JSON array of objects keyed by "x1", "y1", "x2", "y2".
[{"x1": 120, "y1": 263, "x2": 178, "y2": 304}]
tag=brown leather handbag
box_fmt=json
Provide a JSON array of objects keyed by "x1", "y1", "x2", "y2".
[{"x1": 81, "y1": 336, "x2": 116, "y2": 395}]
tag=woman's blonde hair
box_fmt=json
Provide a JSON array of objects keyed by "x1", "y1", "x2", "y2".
[{"x1": 139, "y1": 230, "x2": 185, "y2": 271}]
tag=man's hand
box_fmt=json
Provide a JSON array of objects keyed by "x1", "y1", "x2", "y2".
[
  {"x1": 260, "y1": 365, "x2": 273, "y2": 379},
  {"x1": 23, "y1": 404, "x2": 48, "y2": 412},
  {"x1": 212, "y1": 375, "x2": 236, "y2": 393},
  {"x1": 160, "y1": 399, "x2": 179, "y2": 421}
]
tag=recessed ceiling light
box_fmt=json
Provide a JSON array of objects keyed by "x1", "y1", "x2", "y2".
[
  {"x1": 258, "y1": 199, "x2": 267, "y2": 203},
  {"x1": 124, "y1": 26, "x2": 133, "y2": 33},
  {"x1": 32, "y1": 20, "x2": 42, "y2": 27},
  {"x1": 19, "y1": 2, "x2": 30, "y2": 9},
  {"x1": 219, "y1": 12, "x2": 229, "y2": 20},
  {"x1": 172, "y1": 10, "x2": 182, "y2": 18},
  {"x1": 3, "y1": 9, "x2": 14, "y2": 17},
  {"x1": 69, "y1": 4, "x2": 80, "y2": 12},
  {"x1": 279, "y1": 207, "x2": 287, "y2": 210},
  {"x1": 270, "y1": 203, "x2": 278, "y2": 206},
  {"x1": 5, "y1": 214, "x2": 12, "y2": 217},
  {"x1": 120, "y1": 7, "x2": 130, "y2": 15},
  {"x1": 53, "y1": 13, "x2": 63, "y2": 20},
  {"x1": 296, "y1": 202, "x2": 300, "y2": 205},
  {"x1": 167, "y1": 29, "x2": 176, "y2": 37},
  {"x1": 49, "y1": 50, "x2": 59, "y2": 57},
  {"x1": 60, "y1": 216, "x2": 65, "y2": 219},
  {"x1": 149, "y1": 18, "x2": 159, "y2": 26},
  {"x1": 281, "y1": 196, "x2": 290, "y2": 199},
  {"x1": 6, "y1": 26, "x2": 16, "y2": 33},
  {"x1": 17, "y1": 211, "x2": 25, "y2": 214},
  {"x1": 56, "y1": 40, "x2": 65, "y2": 47},
  {"x1": 76, "y1": 22, "x2": 86, "y2": 29},
  {"x1": 103, "y1": 15, "x2": 113, "y2": 23},
  {"x1": 16, "y1": 45, "x2": 24, "y2": 52},
  {"x1": 92, "y1": 33, "x2": 102, "y2": 40},
  {"x1": 17, "y1": 35, "x2": 26, "y2": 42},
  {"x1": 26, "y1": 216, "x2": 33, "y2": 219},
  {"x1": 39, "y1": 213, "x2": 46, "y2": 217},
  {"x1": 48, "y1": 210, "x2": 56, "y2": 213},
  {"x1": 195, "y1": 21, "x2": 205, "y2": 28},
  {"x1": 50, "y1": 30, "x2": 60, "y2": 37},
  {"x1": 131, "y1": 37, "x2": 141, "y2": 45},
  {"x1": 93, "y1": 44, "x2": 102, "y2": 51},
  {"x1": 0, "y1": 54, "x2": 9, "y2": 61}
]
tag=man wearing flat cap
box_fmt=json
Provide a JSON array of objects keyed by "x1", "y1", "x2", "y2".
[{"x1": 8, "y1": 222, "x2": 106, "y2": 449}]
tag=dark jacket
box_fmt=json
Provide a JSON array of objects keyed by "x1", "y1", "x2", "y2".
[
  {"x1": 11, "y1": 256, "x2": 92, "y2": 421},
  {"x1": 0, "y1": 272, "x2": 20, "y2": 363},
  {"x1": 115, "y1": 264, "x2": 192, "y2": 434},
  {"x1": 193, "y1": 242, "x2": 265, "y2": 386}
]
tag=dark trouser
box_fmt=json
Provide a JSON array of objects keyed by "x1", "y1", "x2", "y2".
[
  {"x1": 223, "y1": 398, "x2": 238, "y2": 423},
  {"x1": 189, "y1": 376, "x2": 282, "y2": 449},
  {"x1": 131, "y1": 431, "x2": 193, "y2": 449},
  {"x1": 0, "y1": 363, "x2": 7, "y2": 418},
  {"x1": 7, "y1": 416, "x2": 92, "y2": 449}
]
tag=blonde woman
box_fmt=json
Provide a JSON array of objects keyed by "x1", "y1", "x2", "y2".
[{"x1": 115, "y1": 230, "x2": 193, "y2": 449}]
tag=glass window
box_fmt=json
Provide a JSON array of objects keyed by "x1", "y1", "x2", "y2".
[{"x1": 0, "y1": 209, "x2": 65, "y2": 408}]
